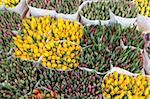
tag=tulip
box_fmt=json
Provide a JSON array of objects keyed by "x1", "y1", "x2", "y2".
[{"x1": 111, "y1": 47, "x2": 143, "y2": 73}]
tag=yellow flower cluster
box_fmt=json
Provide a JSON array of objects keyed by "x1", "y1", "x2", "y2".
[
  {"x1": 4, "y1": 0, "x2": 20, "y2": 8},
  {"x1": 102, "y1": 72, "x2": 150, "y2": 99},
  {"x1": 13, "y1": 34, "x2": 43, "y2": 61},
  {"x1": 13, "y1": 16, "x2": 82, "y2": 70},
  {"x1": 47, "y1": 18, "x2": 83, "y2": 44},
  {"x1": 22, "y1": 16, "x2": 51, "y2": 40},
  {"x1": 42, "y1": 41, "x2": 80, "y2": 70},
  {"x1": 134, "y1": 0, "x2": 150, "y2": 17},
  {"x1": 0, "y1": 0, "x2": 2, "y2": 5},
  {"x1": 22, "y1": 16, "x2": 83, "y2": 44},
  {"x1": 13, "y1": 16, "x2": 51, "y2": 61}
]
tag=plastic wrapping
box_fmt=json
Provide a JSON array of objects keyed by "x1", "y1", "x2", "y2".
[
  {"x1": 143, "y1": 32, "x2": 150, "y2": 75},
  {"x1": 109, "y1": 9, "x2": 136, "y2": 28},
  {"x1": 56, "y1": 12, "x2": 79, "y2": 21},
  {"x1": 28, "y1": 5, "x2": 57, "y2": 17},
  {"x1": 137, "y1": 14, "x2": 150, "y2": 32},
  {"x1": 143, "y1": 48, "x2": 150, "y2": 75}
]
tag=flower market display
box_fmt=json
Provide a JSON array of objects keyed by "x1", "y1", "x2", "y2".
[
  {"x1": 80, "y1": 0, "x2": 138, "y2": 20},
  {"x1": 102, "y1": 71, "x2": 150, "y2": 98},
  {"x1": 0, "y1": 0, "x2": 150, "y2": 98}
]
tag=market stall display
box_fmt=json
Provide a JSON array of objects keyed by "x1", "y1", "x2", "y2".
[{"x1": 0, "y1": 0, "x2": 150, "y2": 98}]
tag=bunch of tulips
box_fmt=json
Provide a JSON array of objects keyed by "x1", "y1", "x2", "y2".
[
  {"x1": 21, "y1": 16, "x2": 83, "y2": 44},
  {"x1": 28, "y1": 0, "x2": 84, "y2": 14},
  {"x1": 81, "y1": 23, "x2": 122, "y2": 51},
  {"x1": 42, "y1": 41, "x2": 81, "y2": 70},
  {"x1": 0, "y1": 55, "x2": 40, "y2": 98},
  {"x1": 0, "y1": 30, "x2": 14, "y2": 53},
  {"x1": 0, "y1": 11, "x2": 21, "y2": 31},
  {"x1": 102, "y1": 71, "x2": 150, "y2": 98},
  {"x1": 100, "y1": 23, "x2": 122, "y2": 51},
  {"x1": 121, "y1": 26, "x2": 144, "y2": 49},
  {"x1": 80, "y1": 25, "x2": 104, "y2": 47},
  {"x1": 134, "y1": 0, "x2": 150, "y2": 17},
  {"x1": 79, "y1": 44, "x2": 111, "y2": 73},
  {"x1": 13, "y1": 16, "x2": 82, "y2": 70},
  {"x1": 39, "y1": 69, "x2": 103, "y2": 98},
  {"x1": 80, "y1": 0, "x2": 138, "y2": 20},
  {"x1": 111, "y1": 47, "x2": 143, "y2": 73}
]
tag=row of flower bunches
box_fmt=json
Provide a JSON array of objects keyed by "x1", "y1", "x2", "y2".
[
  {"x1": 0, "y1": 10, "x2": 144, "y2": 72},
  {"x1": 0, "y1": 0, "x2": 150, "y2": 17}
]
